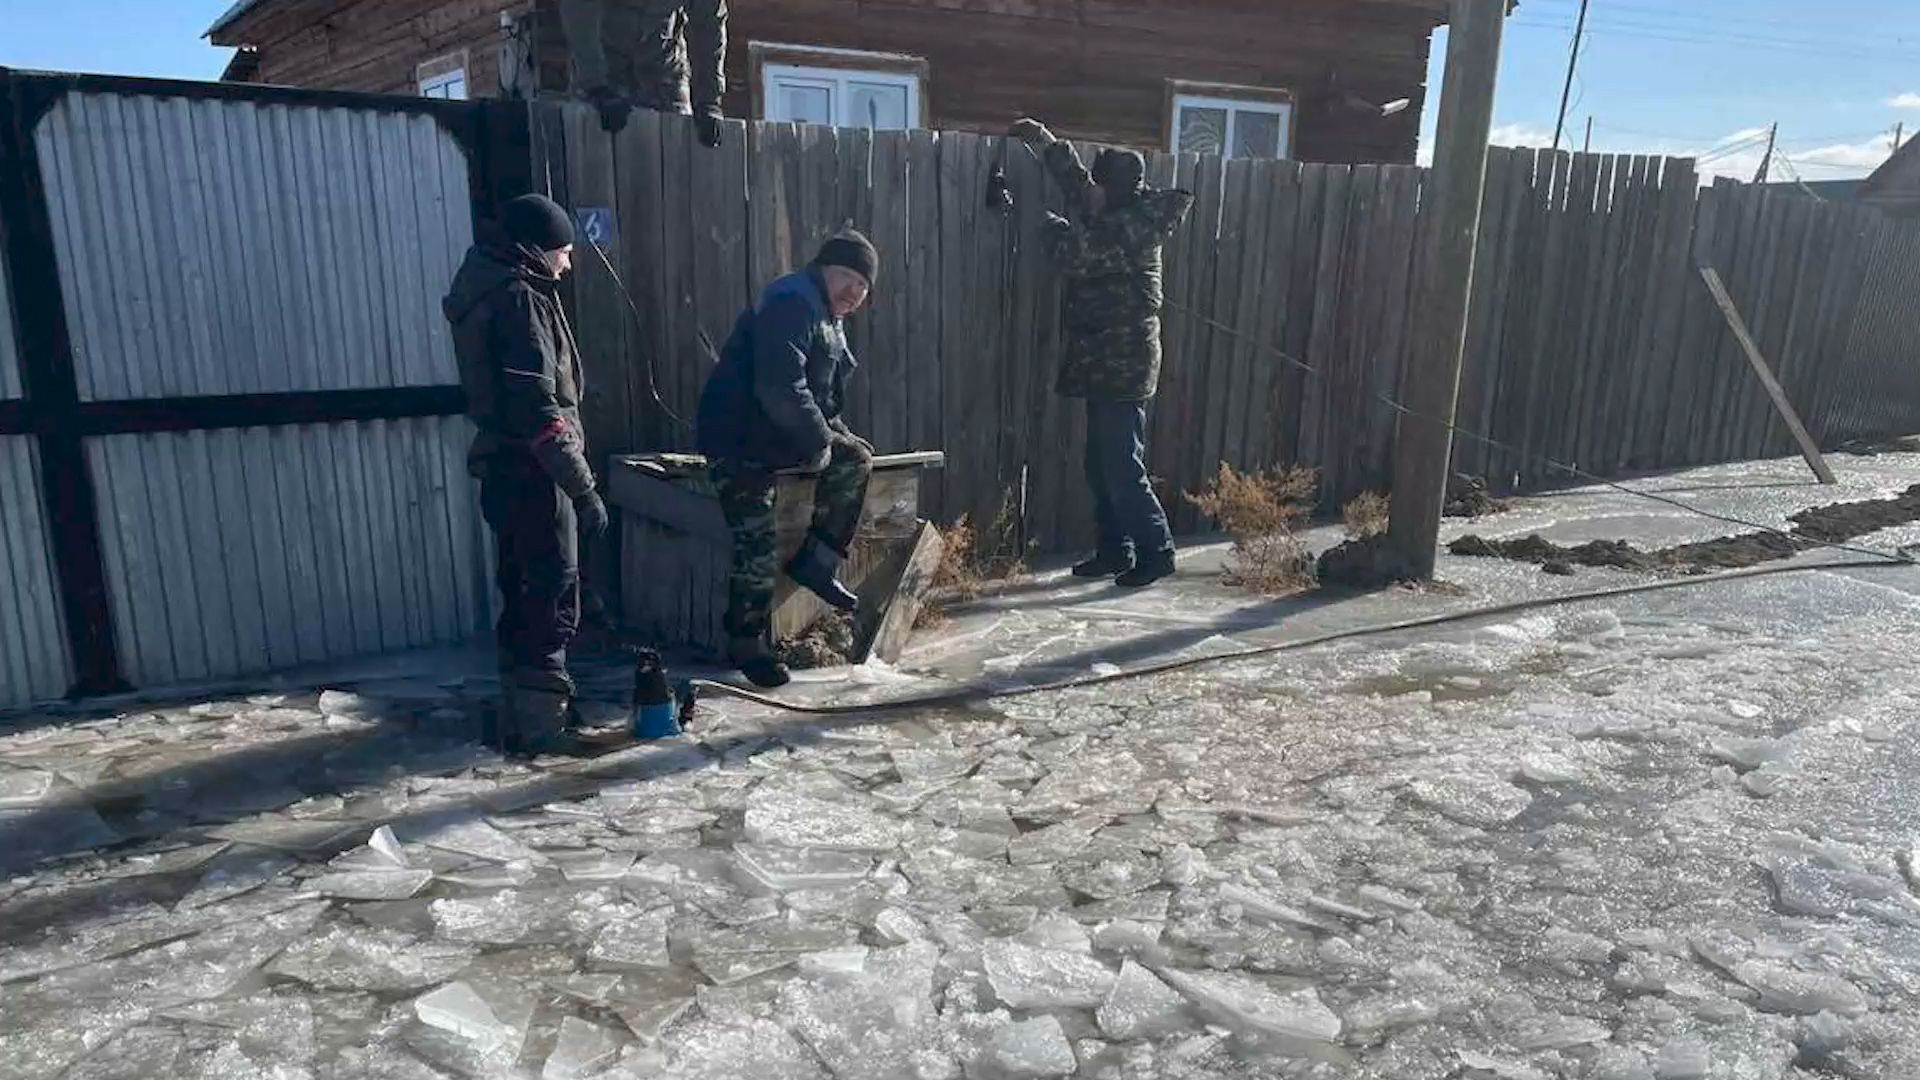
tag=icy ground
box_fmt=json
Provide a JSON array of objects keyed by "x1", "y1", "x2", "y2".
[{"x1": 6, "y1": 456, "x2": 1920, "y2": 1079}]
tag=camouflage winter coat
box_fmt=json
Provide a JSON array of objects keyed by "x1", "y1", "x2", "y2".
[
  {"x1": 557, "y1": 0, "x2": 728, "y2": 118},
  {"x1": 1040, "y1": 141, "x2": 1195, "y2": 402}
]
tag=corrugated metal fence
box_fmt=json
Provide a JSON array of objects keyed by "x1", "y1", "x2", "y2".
[{"x1": 0, "y1": 71, "x2": 521, "y2": 703}]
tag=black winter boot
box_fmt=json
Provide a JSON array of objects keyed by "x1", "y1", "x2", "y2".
[
  {"x1": 729, "y1": 635, "x2": 792, "y2": 690},
  {"x1": 786, "y1": 536, "x2": 859, "y2": 612},
  {"x1": 1115, "y1": 549, "x2": 1177, "y2": 589},
  {"x1": 1072, "y1": 551, "x2": 1135, "y2": 578}
]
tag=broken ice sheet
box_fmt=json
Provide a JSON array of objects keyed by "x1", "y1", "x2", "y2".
[
  {"x1": 414, "y1": 978, "x2": 535, "y2": 1057},
  {"x1": 588, "y1": 906, "x2": 673, "y2": 968},
  {"x1": 543, "y1": 1016, "x2": 627, "y2": 1080},
  {"x1": 430, "y1": 890, "x2": 560, "y2": 945},
  {"x1": 608, "y1": 971, "x2": 703, "y2": 1042},
  {"x1": 400, "y1": 815, "x2": 545, "y2": 865},
  {"x1": 655, "y1": 1017, "x2": 826, "y2": 1080},
  {"x1": 1008, "y1": 822, "x2": 1096, "y2": 866},
  {"x1": 690, "y1": 922, "x2": 859, "y2": 985},
  {"x1": 983, "y1": 940, "x2": 1116, "y2": 1009},
  {"x1": 555, "y1": 849, "x2": 640, "y2": 883},
  {"x1": 1405, "y1": 773, "x2": 1533, "y2": 827},
  {"x1": 978, "y1": 1015, "x2": 1077, "y2": 1079},
  {"x1": 0, "y1": 766, "x2": 54, "y2": 807},
  {"x1": 1731, "y1": 960, "x2": 1870, "y2": 1016},
  {"x1": 742, "y1": 789, "x2": 903, "y2": 852},
  {"x1": 1057, "y1": 851, "x2": 1162, "y2": 901},
  {"x1": 270, "y1": 923, "x2": 477, "y2": 992},
  {"x1": 175, "y1": 850, "x2": 299, "y2": 910},
  {"x1": 889, "y1": 745, "x2": 978, "y2": 782},
  {"x1": 1160, "y1": 968, "x2": 1342, "y2": 1043},
  {"x1": 1097, "y1": 960, "x2": 1190, "y2": 1040},
  {"x1": 736, "y1": 844, "x2": 874, "y2": 891},
  {"x1": 780, "y1": 941, "x2": 940, "y2": 1080},
  {"x1": 303, "y1": 867, "x2": 434, "y2": 901}
]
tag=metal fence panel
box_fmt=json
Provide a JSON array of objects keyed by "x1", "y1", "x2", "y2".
[
  {"x1": 86, "y1": 418, "x2": 490, "y2": 687},
  {"x1": 35, "y1": 93, "x2": 472, "y2": 401},
  {"x1": 0, "y1": 437, "x2": 71, "y2": 707}
]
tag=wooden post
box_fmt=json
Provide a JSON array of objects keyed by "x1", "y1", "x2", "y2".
[
  {"x1": 1384, "y1": 0, "x2": 1507, "y2": 579},
  {"x1": 1698, "y1": 266, "x2": 1837, "y2": 484}
]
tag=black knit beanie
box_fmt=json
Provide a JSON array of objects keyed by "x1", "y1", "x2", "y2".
[
  {"x1": 501, "y1": 193, "x2": 576, "y2": 252},
  {"x1": 812, "y1": 230, "x2": 880, "y2": 288}
]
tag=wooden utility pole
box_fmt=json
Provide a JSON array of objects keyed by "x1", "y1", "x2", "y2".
[
  {"x1": 1896, "y1": 123, "x2": 1906, "y2": 153},
  {"x1": 1583, "y1": 116, "x2": 1594, "y2": 153},
  {"x1": 1550, "y1": 0, "x2": 1590, "y2": 151},
  {"x1": 1385, "y1": 0, "x2": 1506, "y2": 579},
  {"x1": 1753, "y1": 122, "x2": 1778, "y2": 183}
]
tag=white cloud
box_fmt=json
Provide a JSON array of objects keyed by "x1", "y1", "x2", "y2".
[
  {"x1": 1489, "y1": 123, "x2": 1555, "y2": 148},
  {"x1": 1888, "y1": 92, "x2": 1920, "y2": 110}
]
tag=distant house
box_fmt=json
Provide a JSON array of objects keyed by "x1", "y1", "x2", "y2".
[
  {"x1": 206, "y1": 0, "x2": 1451, "y2": 165},
  {"x1": 1859, "y1": 136, "x2": 1920, "y2": 219}
]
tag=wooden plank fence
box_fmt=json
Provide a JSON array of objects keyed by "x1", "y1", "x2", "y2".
[{"x1": 542, "y1": 104, "x2": 1920, "y2": 558}]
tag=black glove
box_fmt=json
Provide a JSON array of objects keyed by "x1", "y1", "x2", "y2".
[
  {"x1": 695, "y1": 113, "x2": 724, "y2": 149},
  {"x1": 574, "y1": 490, "x2": 610, "y2": 538}
]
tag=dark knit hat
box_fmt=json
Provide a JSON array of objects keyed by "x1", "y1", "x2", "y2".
[
  {"x1": 1092, "y1": 148, "x2": 1147, "y2": 192},
  {"x1": 500, "y1": 193, "x2": 576, "y2": 252},
  {"x1": 812, "y1": 230, "x2": 880, "y2": 288}
]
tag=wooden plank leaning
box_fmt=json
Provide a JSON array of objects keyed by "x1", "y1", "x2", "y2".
[{"x1": 1697, "y1": 265, "x2": 1835, "y2": 485}]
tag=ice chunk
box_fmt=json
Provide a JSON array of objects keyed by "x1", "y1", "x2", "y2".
[
  {"x1": 402, "y1": 816, "x2": 544, "y2": 865},
  {"x1": 781, "y1": 941, "x2": 939, "y2": 1080},
  {"x1": 414, "y1": 979, "x2": 534, "y2": 1056},
  {"x1": 366, "y1": 825, "x2": 411, "y2": 868},
  {"x1": 797, "y1": 945, "x2": 870, "y2": 977},
  {"x1": 556, "y1": 850, "x2": 640, "y2": 883},
  {"x1": 544, "y1": 1016, "x2": 627, "y2": 1080},
  {"x1": 1457, "y1": 1051, "x2": 1549, "y2": 1079},
  {"x1": 1160, "y1": 968, "x2": 1341, "y2": 1042},
  {"x1": 1161, "y1": 844, "x2": 1207, "y2": 886},
  {"x1": 873, "y1": 907, "x2": 928, "y2": 945},
  {"x1": 1582, "y1": 1047, "x2": 1655, "y2": 1080},
  {"x1": 589, "y1": 905, "x2": 673, "y2": 968},
  {"x1": 1653, "y1": 1036, "x2": 1710, "y2": 1079},
  {"x1": 1517, "y1": 752, "x2": 1585, "y2": 784},
  {"x1": 980, "y1": 1016, "x2": 1077, "y2": 1079},
  {"x1": 1343, "y1": 994, "x2": 1439, "y2": 1037},
  {"x1": 1508, "y1": 1013, "x2": 1610, "y2": 1050},
  {"x1": 1058, "y1": 852, "x2": 1161, "y2": 900},
  {"x1": 890, "y1": 746, "x2": 978, "y2": 782},
  {"x1": 1091, "y1": 919, "x2": 1163, "y2": 957},
  {"x1": 302, "y1": 868, "x2": 433, "y2": 901},
  {"x1": 0, "y1": 767, "x2": 54, "y2": 807},
  {"x1": 737, "y1": 844, "x2": 874, "y2": 890},
  {"x1": 1217, "y1": 883, "x2": 1339, "y2": 932},
  {"x1": 175, "y1": 851, "x2": 298, "y2": 910},
  {"x1": 1008, "y1": 823, "x2": 1095, "y2": 866},
  {"x1": 270, "y1": 923, "x2": 476, "y2": 992},
  {"x1": 743, "y1": 789, "x2": 903, "y2": 852},
  {"x1": 1709, "y1": 737, "x2": 1788, "y2": 771},
  {"x1": 656, "y1": 1018, "x2": 827, "y2": 1080},
  {"x1": 691, "y1": 922, "x2": 860, "y2": 985},
  {"x1": 550, "y1": 973, "x2": 624, "y2": 1006},
  {"x1": 1407, "y1": 774, "x2": 1532, "y2": 826},
  {"x1": 1017, "y1": 913, "x2": 1092, "y2": 952},
  {"x1": 983, "y1": 941, "x2": 1116, "y2": 1008},
  {"x1": 430, "y1": 890, "x2": 556, "y2": 945},
  {"x1": 1097, "y1": 960, "x2": 1189, "y2": 1039},
  {"x1": 607, "y1": 972, "x2": 701, "y2": 1043},
  {"x1": 1731, "y1": 960, "x2": 1869, "y2": 1016},
  {"x1": 1020, "y1": 750, "x2": 1145, "y2": 812}
]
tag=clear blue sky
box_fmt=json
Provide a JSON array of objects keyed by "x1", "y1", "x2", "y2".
[{"x1": 4, "y1": 0, "x2": 1915, "y2": 180}]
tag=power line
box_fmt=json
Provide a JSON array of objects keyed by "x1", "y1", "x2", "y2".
[
  {"x1": 1523, "y1": 0, "x2": 1910, "y2": 38},
  {"x1": 1507, "y1": 18, "x2": 1920, "y2": 65}
]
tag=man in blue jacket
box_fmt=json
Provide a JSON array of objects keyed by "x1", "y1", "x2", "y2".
[{"x1": 696, "y1": 233, "x2": 880, "y2": 688}]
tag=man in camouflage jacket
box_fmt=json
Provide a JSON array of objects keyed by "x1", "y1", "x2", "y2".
[
  {"x1": 558, "y1": 0, "x2": 727, "y2": 144},
  {"x1": 1012, "y1": 117, "x2": 1196, "y2": 588}
]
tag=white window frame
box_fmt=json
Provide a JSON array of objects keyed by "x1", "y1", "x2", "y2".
[
  {"x1": 762, "y1": 62, "x2": 922, "y2": 130},
  {"x1": 1171, "y1": 92, "x2": 1295, "y2": 160},
  {"x1": 418, "y1": 52, "x2": 469, "y2": 100}
]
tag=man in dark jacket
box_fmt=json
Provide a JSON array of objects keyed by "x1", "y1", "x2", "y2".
[
  {"x1": 444, "y1": 193, "x2": 610, "y2": 753},
  {"x1": 1012, "y1": 117, "x2": 1195, "y2": 589},
  {"x1": 696, "y1": 233, "x2": 880, "y2": 688},
  {"x1": 558, "y1": 0, "x2": 727, "y2": 144}
]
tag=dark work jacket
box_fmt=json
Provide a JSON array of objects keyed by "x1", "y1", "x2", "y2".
[
  {"x1": 695, "y1": 268, "x2": 857, "y2": 470},
  {"x1": 442, "y1": 225, "x2": 595, "y2": 498}
]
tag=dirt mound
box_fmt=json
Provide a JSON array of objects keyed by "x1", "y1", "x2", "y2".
[
  {"x1": 1444, "y1": 475, "x2": 1510, "y2": 520},
  {"x1": 1451, "y1": 483, "x2": 1920, "y2": 576}
]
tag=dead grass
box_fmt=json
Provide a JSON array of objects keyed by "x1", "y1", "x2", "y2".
[
  {"x1": 1343, "y1": 491, "x2": 1390, "y2": 540},
  {"x1": 777, "y1": 612, "x2": 856, "y2": 670},
  {"x1": 1185, "y1": 463, "x2": 1320, "y2": 595},
  {"x1": 916, "y1": 491, "x2": 1030, "y2": 629}
]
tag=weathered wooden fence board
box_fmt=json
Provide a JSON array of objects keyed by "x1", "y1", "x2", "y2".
[{"x1": 541, "y1": 104, "x2": 1920, "y2": 557}]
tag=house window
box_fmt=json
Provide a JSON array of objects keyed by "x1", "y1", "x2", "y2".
[
  {"x1": 752, "y1": 44, "x2": 927, "y2": 130},
  {"x1": 418, "y1": 52, "x2": 469, "y2": 100},
  {"x1": 1170, "y1": 87, "x2": 1295, "y2": 160}
]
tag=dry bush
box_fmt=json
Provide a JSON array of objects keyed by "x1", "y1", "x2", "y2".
[
  {"x1": 1343, "y1": 491, "x2": 1390, "y2": 540},
  {"x1": 1186, "y1": 462, "x2": 1320, "y2": 594},
  {"x1": 917, "y1": 491, "x2": 1030, "y2": 628}
]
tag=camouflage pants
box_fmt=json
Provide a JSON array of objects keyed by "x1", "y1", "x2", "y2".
[
  {"x1": 556, "y1": 0, "x2": 692, "y2": 113},
  {"x1": 711, "y1": 440, "x2": 872, "y2": 638}
]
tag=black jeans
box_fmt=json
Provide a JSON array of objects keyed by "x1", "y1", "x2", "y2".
[
  {"x1": 1084, "y1": 398, "x2": 1174, "y2": 560},
  {"x1": 480, "y1": 456, "x2": 580, "y2": 689}
]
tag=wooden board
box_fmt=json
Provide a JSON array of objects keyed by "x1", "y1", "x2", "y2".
[
  {"x1": 1698, "y1": 266, "x2": 1835, "y2": 484},
  {"x1": 854, "y1": 521, "x2": 946, "y2": 666}
]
